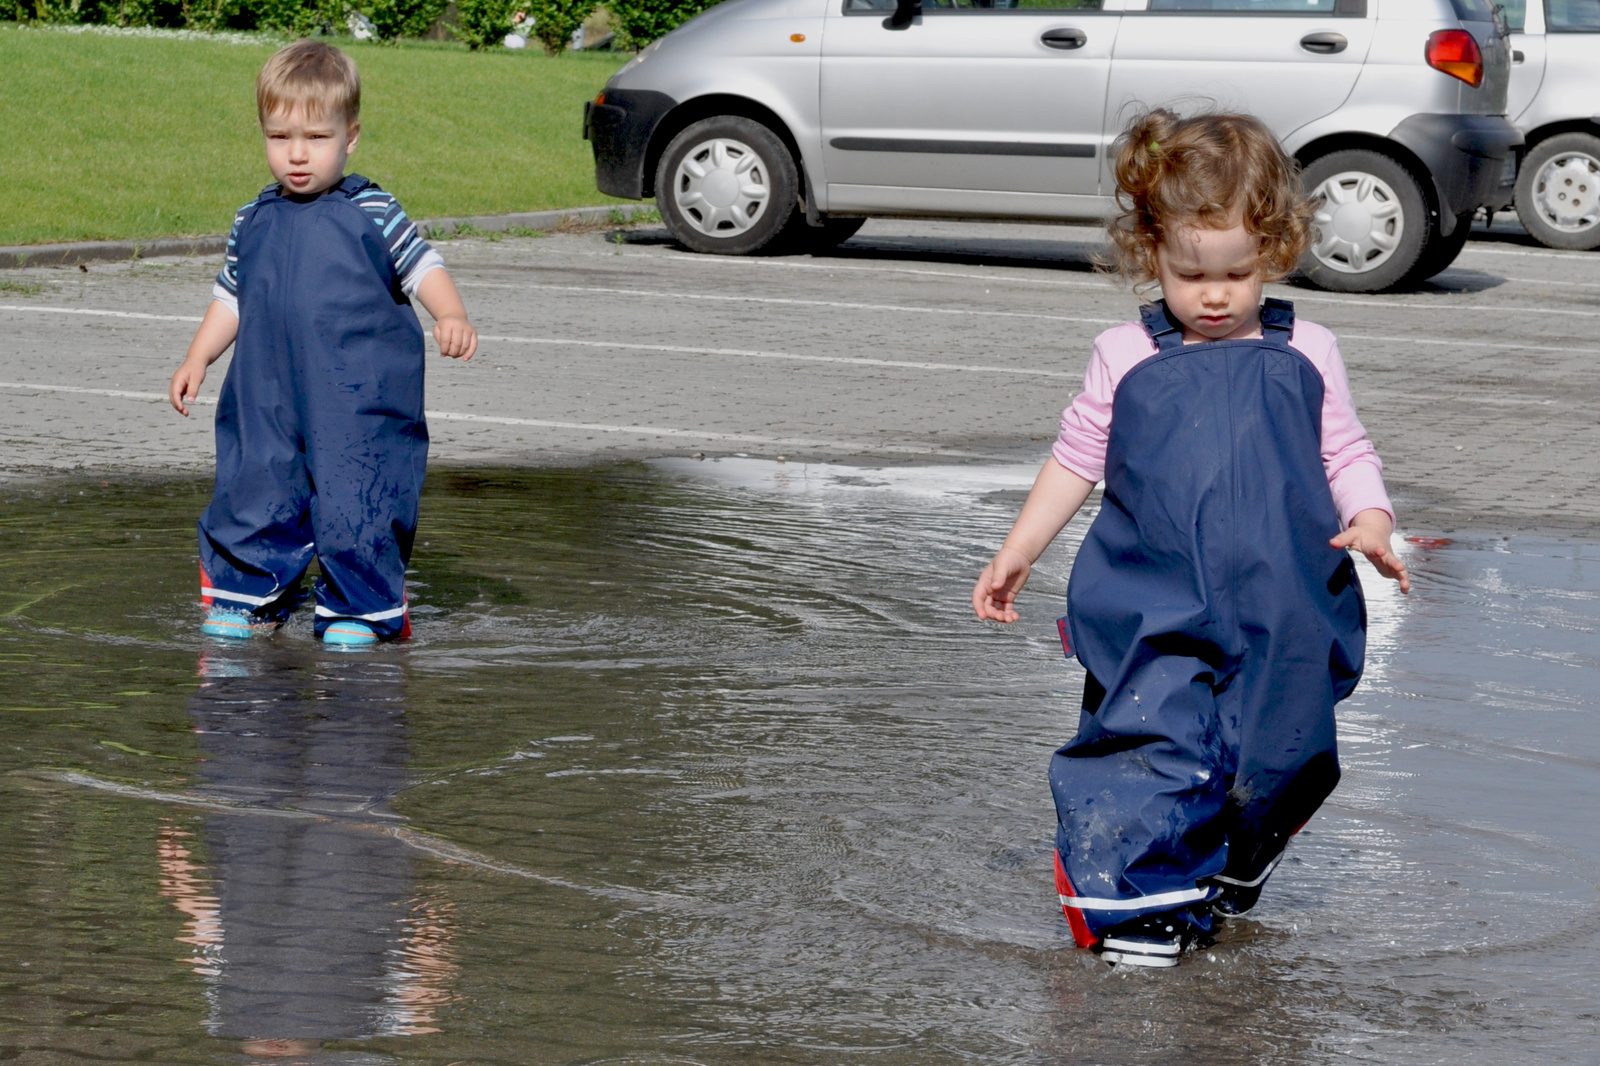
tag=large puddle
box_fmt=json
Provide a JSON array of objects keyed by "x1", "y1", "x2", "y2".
[{"x1": 1, "y1": 461, "x2": 1596, "y2": 1064}]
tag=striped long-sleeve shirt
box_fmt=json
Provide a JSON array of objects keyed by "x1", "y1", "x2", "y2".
[{"x1": 211, "y1": 184, "x2": 444, "y2": 317}]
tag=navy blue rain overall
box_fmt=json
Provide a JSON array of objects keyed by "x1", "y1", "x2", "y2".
[
  {"x1": 1051, "y1": 299, "x2": 1365, "y2": 946},
  {"x1": 199, "y1": 175, "x2": 427, "y2": 639}
]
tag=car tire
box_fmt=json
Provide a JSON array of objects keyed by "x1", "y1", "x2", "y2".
[
  {"x1": 1513, "y1": 132, "x2": 1600, "y2": 251},
  {"x1": 1299, "y1": 150, "x2": 1430, "y2": 293},
  {"x1": 1408, "y1": 212, "x2": 1474, "y2": 282},
  {"x1": 777, "y1": 215, "x2": 867, "y2": 255},
  {"x1": 655, "y1": 117, "x2": 799, "y2": 255}
]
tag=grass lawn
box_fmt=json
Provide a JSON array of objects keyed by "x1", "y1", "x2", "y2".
[{"x1": 0, "y1": 24, "x2": 630, "y2": 246}]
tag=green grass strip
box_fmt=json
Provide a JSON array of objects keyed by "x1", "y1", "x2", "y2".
[{"x1": 0, "y1": 24, "x2": 630, "y2": 246}]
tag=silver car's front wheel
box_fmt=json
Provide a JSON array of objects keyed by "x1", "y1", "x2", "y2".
[
  {"x1": 1298, "y1": 150, "x2": 1429, "y2": 293},
  {"x1": 656, "y1": 116, "x2": 799, "y2": 255},
  {"x1": 1515, "y1": 133, "x2": 1600, "y2": 251},
  {"x1": 672, "y1": 137, "x2": 771, "y2": 236},
  {"x1": 1308, "y1": 171, "x2": 1405, "y2": 275}
]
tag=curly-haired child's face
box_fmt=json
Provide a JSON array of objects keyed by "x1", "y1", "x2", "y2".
[
  {"x1": 262, "y1": 105, "x2": 360, "y2": 199},
  {"x1": 1155, "y1": 222, "x2": 1265, "y2": 344}
]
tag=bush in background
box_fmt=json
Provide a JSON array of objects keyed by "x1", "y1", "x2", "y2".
[
  {"x1": 606, "y1": 0, "x2": 712, "y2": 50},
  {"x1": 525, "y1": 0, "x2": 591, "y2": 54},
  {"x1": 449, "y1": 0, "x2": 514, "y2": 47},
  {"x1": 360, "y1": 0, "x2": 448, "y2": 40}
]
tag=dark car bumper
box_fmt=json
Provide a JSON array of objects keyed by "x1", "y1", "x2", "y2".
[
  {"x1": 584, "y1": 88, "x2": 678, "y2": 200},
  {"x1": 1388, "y1": 114, "x2": 1523, "y2": 231}
]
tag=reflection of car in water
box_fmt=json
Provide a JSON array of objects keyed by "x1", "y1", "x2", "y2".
[
  {"x1": 587, "y1": 0, "x2": 1521, "y2": 292},
  {"x1": 1498, "y1": 0, "x2": 1600, "y2": 249},
  {"x1": 156, "y1": 655, "x2": 455, "y2": 1050}
]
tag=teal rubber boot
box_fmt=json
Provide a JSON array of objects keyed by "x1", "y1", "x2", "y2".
[
  {"x1": 201, "y1": 607, "x2": 266, "y2": 640},
  {"x1": 322, "y1": 620, "x2": 379, "y2": 647}
]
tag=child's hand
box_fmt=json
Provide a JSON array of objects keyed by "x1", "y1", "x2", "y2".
[
  {"x1": 1331, "y1": 509, "x2": 1411, "y2": 594},
  {"x1": 973, "y1": 547, "x2": 1033, "y2": 623},
  {"x1": 170, "y1": 358, "x2": 207, "y2": 417},
  {"x1": 433, "y1": 315, "x2": 478, "y2": 361}
]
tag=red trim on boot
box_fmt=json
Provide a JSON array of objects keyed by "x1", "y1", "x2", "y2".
[
  {"x1": 1055, "y1": 851, "x2": 1099, "y2": 949},
  {"x1": 199, "y1": 562, "x2": 213, "y2": 607}
]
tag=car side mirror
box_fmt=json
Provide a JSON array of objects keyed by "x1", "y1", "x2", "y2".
[{"x1": 883, "y1": 0, "x2": 920, "y2": 31}]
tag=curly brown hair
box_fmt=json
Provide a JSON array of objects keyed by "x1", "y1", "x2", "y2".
[{"x1": 1107, "y1": 109, "x2": 1311, "y2": 288}]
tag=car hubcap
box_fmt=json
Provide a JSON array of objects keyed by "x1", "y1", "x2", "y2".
[
  {"x1": 673, "y1": 137, "x2": 771, "y2": 237},
  {"x1": 1309, "y1": 171, "x2": 1404, "y2": 274},
  {"x1": 1532, "y1": 152, "x2": 1600, "y2": 232}
]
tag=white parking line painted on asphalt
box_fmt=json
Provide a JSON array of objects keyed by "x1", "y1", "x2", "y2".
[
  {"x1": 1271, "y1": 292, "x2": 1600, "y2": 317},
  {"x1": 521, "y1": 247, "x2": 1117, "y2": 290},
  {"x1": 1337, "y1": 332, "x2": 1600, "y2": 356},
  {"x1": 1458, "y1": 244, "x2": 1600, "y2": 261},
  {"x1": 0, "y1": 304, "x2": 204, "y2": 322},
  {"x1": 425, "y1": 410, "x2": 1000, "y2": 458},
  {"x1": 0, "y1": 381, "x2": 1001, "y2": 459},
  {"x1": 7, "y1": 301, "x2": 1595, "y2": 360},
  {"x1": 462, "y1": 282, "x2": 1600, "y2": 322},
  {"x1": 479, "y1": 334, "x2": 1079, "y2": 377},
  {"x1": 0, "y1": 381, "x2": 185, "y2": 404},
  {"x1": 459, "y1": 282, "x2": 1124, "y2": 327}
]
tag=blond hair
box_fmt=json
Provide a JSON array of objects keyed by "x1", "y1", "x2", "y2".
[
  {"x1": 1107, "y1": 109, "x2": 1311, "y2": 287},
  {"x1": 256, "y1": 40, "x2": 361, "y2": 127}
]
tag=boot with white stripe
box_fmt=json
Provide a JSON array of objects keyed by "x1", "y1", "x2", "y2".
[{"x1": 1096, "y1": 913, "x2": 1190, "y2": 968}]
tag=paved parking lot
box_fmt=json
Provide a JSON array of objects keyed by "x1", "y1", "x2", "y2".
[{"x1": 2, "y1": 218, "x2": 1596, "y2": 534}]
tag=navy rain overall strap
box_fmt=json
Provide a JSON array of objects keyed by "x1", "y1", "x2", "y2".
[{"x1": 1138, "y1": 300, "x2": 1186, "y2": 351}]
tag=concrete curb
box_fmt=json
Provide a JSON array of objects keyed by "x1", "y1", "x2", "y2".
[{"x1": 0, "y1": 203, "x2": 659, "y2": 270}]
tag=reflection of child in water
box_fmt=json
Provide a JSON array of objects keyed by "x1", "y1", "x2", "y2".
[
  {"x1": 973, "y1": 109, "x2": 1410, "y2": 968},
  {"x1": 155, "y1": 656, "x2": 455, "y2": 1050}
]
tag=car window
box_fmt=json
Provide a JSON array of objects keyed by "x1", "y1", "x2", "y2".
[
  {"x1": 1501, "y1": 0, "x2": 1526, "y2": 30},
  {"x1": 1547, "y1": 0, "x2": 1600, "y2": 29},
  {"x1": 1146, "y1": 0, "x2": 1338, "y2": 11},
  {"x1": 1446, "y1": 0, "x2": 1495, "y2": 19},
  {"x1": 842, "y1": 0, "x2": 1105, "y2": 11}
]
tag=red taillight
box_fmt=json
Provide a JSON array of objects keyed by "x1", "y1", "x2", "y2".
[{"x1": 1426, "y1": 29, "x2": 1484, "y2": 87}]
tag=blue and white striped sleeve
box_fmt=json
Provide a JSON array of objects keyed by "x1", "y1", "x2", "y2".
[
  {"x1": 354, "y1": 188, "x2": 444, "y2": 299},
  {"x1": 210, "y1": 201, "x2": 256, "y2": 318}
]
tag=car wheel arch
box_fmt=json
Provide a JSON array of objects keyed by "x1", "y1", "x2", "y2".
[
  {"x1": 643, "y1": 95, "x2": 804, "y2": 201},
  {"x1": 1295, "y1": 134, "x2": 1441, "y2": 226},
  {"x1": 1518, "y1": 118, "x2": 1600, "y2": 155}
]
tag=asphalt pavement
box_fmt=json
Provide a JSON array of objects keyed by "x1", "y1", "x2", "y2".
[{"x1": 2, "y1": 217, "x2": 1596, "y2": 535}]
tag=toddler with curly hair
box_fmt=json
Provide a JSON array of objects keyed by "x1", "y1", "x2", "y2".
[{"x1": 972, "y1": 109, "x2": 1410, "y2": 968}]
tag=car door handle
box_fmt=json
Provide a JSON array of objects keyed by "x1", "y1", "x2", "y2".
[
  {"x1": 1041, "y1": 28, "x2": 1087, "y2": 50},
  {"x1": 1513, "y1": 49, "x2": 1525, "y2": 62},
  {"x1": 1299, "y1": 32, "x2": 1348, "y2": 54}
]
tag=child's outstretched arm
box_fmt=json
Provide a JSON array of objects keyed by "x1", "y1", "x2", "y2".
[
  {"x1": 169, "y1": 302, "x2": 239, "y2": 417},
  {"x1": 972, "y1": 458, "x2": 1095, "y2": 623},
  {"x1": 416, "y1": 269, "x2": 478, "y2": 361},
  {"x1": 1331, "y1": 508, "x2": 1411, "y2": 594}
]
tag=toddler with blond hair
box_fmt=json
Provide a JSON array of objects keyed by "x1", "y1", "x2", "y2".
[{"x1": 170, "y1": 40, "x2": 476, "y2": 645}]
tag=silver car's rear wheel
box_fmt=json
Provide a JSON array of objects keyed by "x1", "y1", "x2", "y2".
[
  {"x1": 1514, "y1": 132, "x2": 1600, "y2": 251},
  {"x1": 1298, "y1": 150, "x2": 1429, "y2": 293},
  {"x1": 1308, "y1": 170, "x2": 1405, "y2": 274},
  {"x1": 656, "y1": 116, "x2": 799, "y2": 255}
]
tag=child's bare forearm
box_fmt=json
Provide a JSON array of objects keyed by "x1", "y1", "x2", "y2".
[
  {"x1": 184, "y1": 302, "x2": 239, "y2": 368},
  {"x1": 1000, "y1": 458, "x2": 1096, "y2": 563},
  {"x1": 415, "y1": 268, "x2": 468, "y2": 322}
]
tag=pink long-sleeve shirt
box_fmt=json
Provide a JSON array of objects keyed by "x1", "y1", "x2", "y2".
[{"x1": 1052, "y1": 318, "x2": 1393, "y2": 528}]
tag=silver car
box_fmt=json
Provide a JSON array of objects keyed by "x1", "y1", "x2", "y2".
[
  {"x1": 585, "y1": 0, "x2": 1520, "y2": 292},
  {"x1": 1502, "y1": 0, "x2": 1600, "y2": 249}
]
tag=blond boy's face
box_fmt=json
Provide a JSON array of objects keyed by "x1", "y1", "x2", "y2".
[{"x1": 262, "y1": 104, "x2": 359, "y2": 198}]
